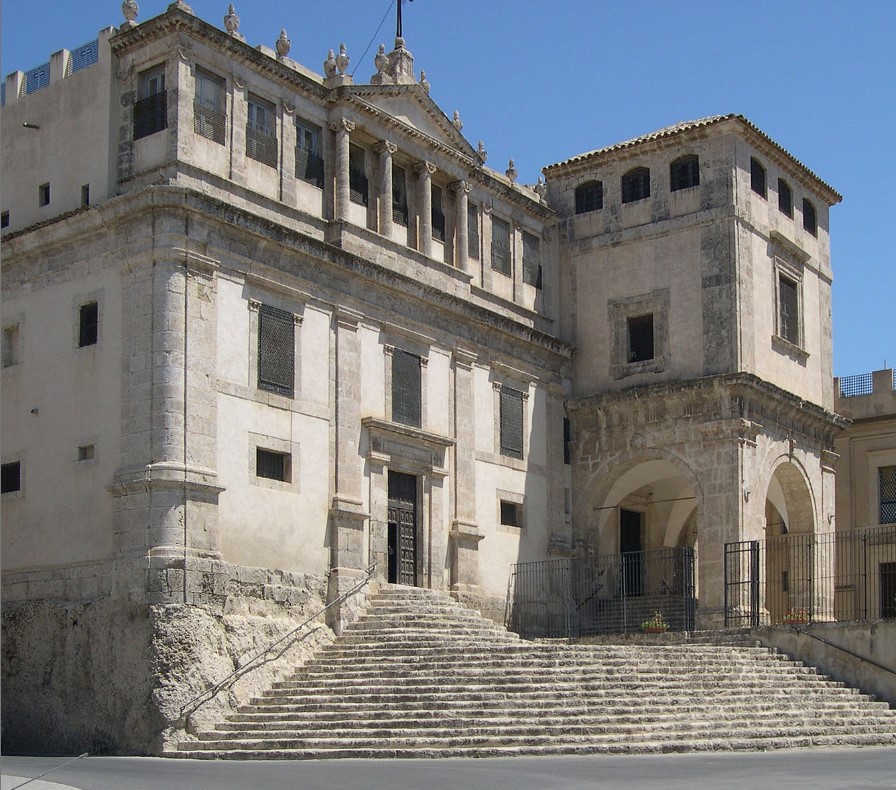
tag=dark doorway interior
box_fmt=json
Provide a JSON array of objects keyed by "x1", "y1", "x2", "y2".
[
  {"x1": 620, "y1": 508, "x2": 644, "y2": 596},
  {"x1": 388, "y1": 471, "x2": 418, "y2": 586},
  {"x1": 881, "y1": 562, "x2": 896, "y2": 619}
]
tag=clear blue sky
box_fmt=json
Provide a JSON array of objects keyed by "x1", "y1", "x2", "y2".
[{"x1": 3, "y1": 1, "x2": 892, "y2": 377}]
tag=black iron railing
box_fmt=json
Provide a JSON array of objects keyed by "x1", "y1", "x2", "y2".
[{"x1": 194, "y1": 102, "x2": 226, "y2": 145}]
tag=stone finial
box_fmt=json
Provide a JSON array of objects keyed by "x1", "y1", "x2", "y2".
[
  {"x1": 506, "y1": 159, "x2": 518, "y2": 183},
  {"x1": 374, "y1": 44, "x2": 388, "y2": 75},
  {"x1": 324, "y1": 49, "x2": 337, "y2": 78},
  {"x1": 276, "y1": 29, "x2": 291, "y2": 59},
  {"x1": 476, "y1": 141, "x2": 488, "y2": 164},
  {"x1": 419, "y1": 70, "x2": 430, "y2": 94},
  {"x1": 121, "y1": 0, "x2": 139, "y2": 27},
  {"x1": 224, "y1": 4, "x2": 241, "y2": 36},
  {"x1": 336, "y1": 43, "x2": 350, "y2": 75},
  {"x1": 168, "y1": 0, "x2": 193, "y2": 12},
  {"x1": 452, "y1": 111, "x2": 463, "y2": 132},
  {"x1": 535, "y1": 175, "x2": 547, "y2": 200}
]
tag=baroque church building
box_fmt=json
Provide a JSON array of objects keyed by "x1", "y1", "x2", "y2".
[{"x1": 1, "y1": 3, "x2": 851, "y2": 752}]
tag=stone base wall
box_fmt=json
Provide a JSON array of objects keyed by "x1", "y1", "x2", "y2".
[
  {"x1": 1, "y1": 560, "x2": 333, "y2": 755},
  {"x1": 452, "y1": 590, "x2": 506, "y2": 627}
]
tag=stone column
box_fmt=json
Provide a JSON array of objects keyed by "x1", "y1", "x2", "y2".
[
  {"x1": 329, "y1": 118, "x2": 355, "y2": 222},
  {"x1": 280, "y1": 101, "x2": 298, "y2": 206},
  {"x1": 451, "y1": 180, "x2": 471, "y2": 273},
  {"x1": 414, "y1": 161, "x2": 435, "y2": 257},
  {"x1": 450, "y1": 348, "x2": 483, "y2": 592},
  {"x1": 375, "y1": 140, "x2": 397, "y2": 238}
]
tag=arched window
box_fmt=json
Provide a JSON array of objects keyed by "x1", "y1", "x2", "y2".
[
  {"x1": 621, "y1": 167, "x2": 650, "y2": 204},
  {"x1": 670, "y1": 155, "x2": 699, "y2": 191},
  {"x1": 778, "y1": 179, "x2": 793, "y2": 218},
  {"x1": 750, "y1": 157, "x2": 767, "y2": 198},
  {"x1": 802, "y1": 198, "x2": 817, "y2": 236},
  {"x1": 574, "y1": 180, "x2": 603, "y2": 214}
]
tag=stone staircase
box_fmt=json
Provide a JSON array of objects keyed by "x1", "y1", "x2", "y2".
[{"x1": 174, "y1": 585, "x2": 896, "y2": 759}]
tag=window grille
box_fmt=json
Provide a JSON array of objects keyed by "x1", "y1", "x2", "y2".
[
  {"x1": 574, "y1": 181, "x2": 603, "y2": 214},
  {"x1": 627, "y1": 314, "x2": 654, "y2": 362},
  {"x1": 194, "y1": 69, "x2": 226, "y2": 144},
  {"x1": 79, "y1": 302, "x2": 98, "y2": 347},
  {"x1": 349, "y1": 144, "x2": 368, "y2": 206},
  {"x1": 258, "y1": 305, "x2": 294, "y2": 397},
  {"x1": 522, "y1": 232, "x2": 541, "y2": 288},
  {"x1": 880, "y1": 466, "x2": 896, "y2": 525},
  {"x1": 1, "y1": 83, "x2": 6, "y2": 108},
  {"x1": 257, "y1": 448, "x2": 289, "y2": 482},
  {"x1": 134, "y1": 90, "x2": 167, "y2": 139},
  {"x1": 431, "y1": 185, "x2": 445, "y2": 241},
  {"x1": 1, "y1": 461, "x2": 21, "y2": 494},
  {"x1": 467, "y1": 203, "x2": 480, "y2": 259},
  {"x1": 803, "y1": 198, "x2": 817, "y2": 236},
  {"x1": 295, "y1": 121, "x2": 324, "y2": 187},
  {"x1": 392, "y1": 166, "x2": 409, "y2": 225},
  {"x1": 838, "y1": 372, "x2": 873, "y2": 398},
  {"x1": 621, "y1": 167, "x2": 650, "y2": 203},
  {"x1": 70, "y1": 40, "x2": 100, "y2": 74},
  {"x1": 750, "y1": 157, "x2": 767, "y2": 198},
  {"x1": 670, "y1": 156, "x2": 699, "y2": 191},
  {"x1": 491, "y1": 217, "x2": 511, "y2": 276},
  {"x1": 391, "y1": 349, "x2": 422, "y2": 428},
  {"x1": 500, "y1": 386, "x2": 524, "y2": 459},
  {"x1": 778, "y1": 179, "x2": 793, "y2": 217},
  {"x1": 25, "y1": 63, "x2": 50, "y2": 94},
  {"x1": 246, "y1": 97, "x2": 277, "y2": 167},
  {"x1": 778, "y1": 275, "x2": 799, "y2": 344}
]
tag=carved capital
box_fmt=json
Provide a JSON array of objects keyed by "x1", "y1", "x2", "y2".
[
  {"x1": 233, "y1": 74, "x2": 246, "y2": 90},
  {"x1": 248, "y1": 299, "x2": 261, "y2": 312},
  {"x1": 414, "y1": 161, "x2": 436, "y2": 178},
  {"x1": 282, "y1": 101, "x2": 296, "y2": 115},
  {"x1": 374, "y1": 140, "x2": 398, "y2": 156},
  {"x1": 328, "y1": 118, "x2": 356, "y2": 135},
  {"x1": 450, "y1": 180, "x2": 472, "y2": 194}
]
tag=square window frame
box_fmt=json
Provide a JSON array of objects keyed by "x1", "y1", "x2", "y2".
[
  {"x1": 249, "y1": 432, "x2": 299, "y2": 492},
  {"x1": 609, "y1": 289, "x2": 669, "y2": 380},
  {"x1": 772, "y1": 256, "x2": 805, "y2": 352},
  {"x1": 496, "y1": 489, "x2": 525, "y2": 532},
  {"x1": 73, "y1": 290, "x2": 104, "y2": 350}
]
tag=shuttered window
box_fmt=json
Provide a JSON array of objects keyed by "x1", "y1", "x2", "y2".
[
  {"x1": 522, "y1": 231, "x2": 542, "y2": 288},
  {"x1": 467, "y1": 203, "x2": 480, "y2": 259},
  {"x1": 392, "y1": 165, "x2": 409, "y2": 225},
  {"x1": 392, "y1": 349, "x2": 421, "y2": 428},
  {"x1": 491, "y1": 217, "x2": 511, "y2": 276},
  {"x1": 778, "y1": 275, "x2": 799, "y2": 345},
  {"x1": 499, "y1": 386, "x2": 524, "y2": 460},
  {"x1": 258, "y1": 305, "x2": 295, "y2": 397}
]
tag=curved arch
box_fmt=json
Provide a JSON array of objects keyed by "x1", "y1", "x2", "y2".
[{"x1": 759, "y1": 455, "x2": 817, "y2": 535}]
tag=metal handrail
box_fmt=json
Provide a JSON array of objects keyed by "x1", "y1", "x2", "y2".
[
  {"x1": 790, "y1": 624, "x2": 896, "y2": 678},
  {"x1": 179, "y1": 562, "x2": 376, "y2": 722}
]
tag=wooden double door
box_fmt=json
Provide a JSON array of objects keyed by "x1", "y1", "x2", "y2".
[{"x1": 387, "y1": 471, "x2": 418, "y2": 586}]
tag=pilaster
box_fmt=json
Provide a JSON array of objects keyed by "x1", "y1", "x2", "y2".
[
  {"x1": 375, "y1": 140, "x2": 397, "y2": 238},
  {"x1": 329, "y1": 118, "x2": 355, "y2": 223},
  {"x1": 414, "y1": 161, "x2": 435, "y2": 258}
]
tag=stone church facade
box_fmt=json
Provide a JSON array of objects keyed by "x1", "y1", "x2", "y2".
[{"x1": 1, "y1": 3, "x2": 847, "y2": 753}]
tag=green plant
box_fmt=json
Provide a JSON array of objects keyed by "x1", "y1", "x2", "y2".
[{"x1": 641, "y1": 611, "x2": 668, "y2": 632}]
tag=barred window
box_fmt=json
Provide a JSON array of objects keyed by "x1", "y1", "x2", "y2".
[
  {"x1": 431, "y1": 185, "x2": 445, "y2": 242},
  {"x1": 803, "y1": 198, "x2": 817, "y2": 236},
  {"x1": 258, "y1": 304, "x2": 295, "y2": 397},
  {"x1": 499, "y1": 386, "x2": 524, "y2": 460},
  {"x1": 880, "y1": 466, "x2": 896, "y2": 525},
  {"x1": 392, "y1": 165, "x2": 409, "y2": 226},
  {"x1": 522, "y1": 231, "x2": 542, "y2": 289},
  {"x1": 621, "y1": 167, "x2": 650, "y2": 203},
  {"x1": 574, "y1": 180, "x2": 603, "y2": 214},
  {"x1": 467, "y1": 202, "x2": 480, "y2": 259},
  {"x1": 296, "y1": 120, "x2": 324, "y2": 188},
  {"x1": 79, "y1": 302, "x2": 99, "y2": 348},
  {"x1": 778, "y1": 179, "x2": 793, "y2": 218},
  {"x1": 751, "y1": 157, "x2": 767, "y2": 198},
  {"x1": 491, "y1": 217, "x2": 511, "y2": 276},
  {"x1": 778, "y1": 274, "x2": 799, "y2": 345},
  {"x1": 135, "y1": 66, "x2": 167, "y2": 140},
  {"x1": 194, "y1": 68, "x2": 226, "y2": 145},
  {"x1": 247, "y1": 95, "x2": 278, "y2": 168},
  {"x1": 256, "y1": 448, "x2": 290, "y2": 482},
  {"x1": 349, "y1": 144, "x2": 369, "y2": 206},
  {"x1": 670, "y1": 155, "x2": 699, "y2": 191},
  {"x1": 392, "y1": 349, "x2": 421, "y2": 428}
]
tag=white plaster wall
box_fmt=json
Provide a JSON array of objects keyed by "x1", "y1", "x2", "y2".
[{"x1": 426, "y1": 347, "x2": 451, "y2": 437}]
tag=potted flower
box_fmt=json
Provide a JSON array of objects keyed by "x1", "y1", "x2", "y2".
[
  {"x1": 641, "y1": 611, "x2": 669, "y2": 634},
  {"x1": 783, "y1": 607, "x2": 809, "y2": 625}
]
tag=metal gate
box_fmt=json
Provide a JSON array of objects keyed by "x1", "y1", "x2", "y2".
[{"x1": 723, "y1": 540, "x2": 760, "y2": 627}]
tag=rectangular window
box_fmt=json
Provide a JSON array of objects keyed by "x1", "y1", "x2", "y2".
[
  {"x1": 522, "y1": 231, "x2": 542, "y2": 288},
  {"x1": 194, "y1": 68, "x2": 226, "y2": 145},
  {"x1": 750, "y1": 157, "x2": 767, "y2": 198},
  {"x1": 39, "y1": 182, "x2": 50, "y2": 207},
  {"x1": 627, "y1": 314, "x2": 654, "y2": 362},
  {"x1": 431, "y1": 185, "x2": 445, "y2": 242},
  {"x1": 778, "y1": 274, "x2": 799, "y2": 344},
  {"x1": 500, "y1": 500, "x2": 522, "y2": 527},
  {"x1": 134, "y1": 66, "x2": 167, "y2": 139},
  {"x1": 391, "y1": 349, "x2": 422, "y2": 428},
  {"x1": 622, "y1": 168, "x2": 650, "y2": 203},
  {"x1": 670, "y1": 156, "x2": 699, "y2": 191},
  {"x1": 79, "y1": 302, "x2": 99, "y2": 347},
  {"x1": 258, "y1": 304, "x2": 295, "y2": 397},
  {"x1": 467, "y1": 202, "x2": 480, "y2": 259},
  {"x1": 491, "y1": 217, "x2": 511, "y2": 276},
  {"x1": 574, "y1": 181, "x2": 603, "y2": 214},
  {"x1": 499, "y1": 386, "x2": 524, "y2": 460},
  {"x1": 77, "y1": 444, "x2": 95, "y2": 461},
  {"x1": 2, "y1": 324, "x2": 20, "y2": 367},
  {"x1": 246, "y1": 95, "x2": 278, "y2": 167},
  {"x1": 256, "y1": 448, "x2": 290, "y2": 482},
  {"x1": 349, "y1": 143, "x2": 368, "y2": 206},
  {"x1": 392, "y1": 165, "x2": 409, "y2": 225},
  {"x1": 880, "y1": 466, "x2": 896, "y2": 525},
  {"x1": 1, "y1": 461, "x2": 21, "y2": 493},
  {"x1": 81, "y1": 184, "x2": 90, "y2": 207},
  {"x1": 295, "y1": 120, "x2": 324, "y2": 188},
  {"x1": 563, "y1": 417, "x2": 571, "y2": 465},
  {"x1": 778, "y1": 179, "x2": 793, "y2": 218},
  {"x1": 803, "y1": 198, "x2": 817, "y2": 236},
  {"x1": 1, "y1": 211, "x2": 9, "y2": 229}
]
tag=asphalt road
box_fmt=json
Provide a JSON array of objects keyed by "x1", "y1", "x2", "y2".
[{"x1": 2, "y1": 747, "x2": 896, "y2": 790}]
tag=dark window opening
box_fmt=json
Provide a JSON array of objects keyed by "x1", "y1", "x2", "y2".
[
  {"x1": 778, "y1": 275, "x2": 799, "y2": 344},
  {"x1": 778, "y1": 179, "x2": 793, "y2": 217},
  {"x1": 670, "y1": 155, "x2": 699, "y2": 191},
  {"x1": 78, "y1": 444, "x2": 95, "y2": 461},
  {"x1": 627, "y1": 313, "x2": 654, "y2": 363},
  {"x1": 781, "y1": 570, "x2": 789, "y2": 593},
  {"x1": 392, "y1": 165, "x2": 409, "y2": 226},
  {"x1": 467, "y1": 203, "x2": 480, "y2": 259},
  {"x1": 1, "y1": 212, "x2": 9, "y2": 229},
  {"x1": 621, "y1": 167, "x2": 650, "y2": 204},
  {"x1": 349, "y1": 143, "x2": 369, "y2": 206},
  {"x1": 563, "y1": 417, "x2": 571, "y2": 465},
  {"x1": 500, "y1": 500, "x2": 522, "y2": 527},
  {"x1": 574, "y1": 180, "x2": 603, "y2": 214},
  {"x1": 880, "y1": 466, "x2": 896, "y2": 525},
  {"x1": 491, "y1": 217, "x2": 511, "y2": 276},
  {"x1": 803, "y1": 198, "x2": 817, "y2": 236},
  {"x1": 258, "y1": 304, "x2": 295, "y2": 397},
  {"x1": 431, "y1": 185, "x2": 445, "y2": 242},
  {"x1": 499, "y1": 386, "x2": 524, "y2": 460},
  {"x1": 295, "y1": 120, "x2": 324, "y2": 188},
  {"x1": 194, "y1": 68, "x2": 226, "y2": 145},
  {"x1": 39, "y1": 182, "x2": 50, "y2": 207},
  {"x1": 79, "y1": 302, "x2": 98, "y2": 347},
  {"x1": 750, "y1": 157, "x2": 766, "y2": 198},
  {"x1": 256, "y1": 448, "x2": 290, "y2": 482},
  {"x1": 391, "y1": 349, "x2": 422, "y2": 428},
  {"x1": 134, "y1": 68, "x2": 167, "y2": 139},
  {"x1": 81, "y1": 184, "x2": 90, "y2": 207},
  {"x1": 522, "y1": 232, "x2": 541, "y2": 288},
  {"x1": 1, "y1": 461, "x2": 21, "y2": 493},
  {"x1": 246, "y1": 95, "x2": 278, "y2": 168}
]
